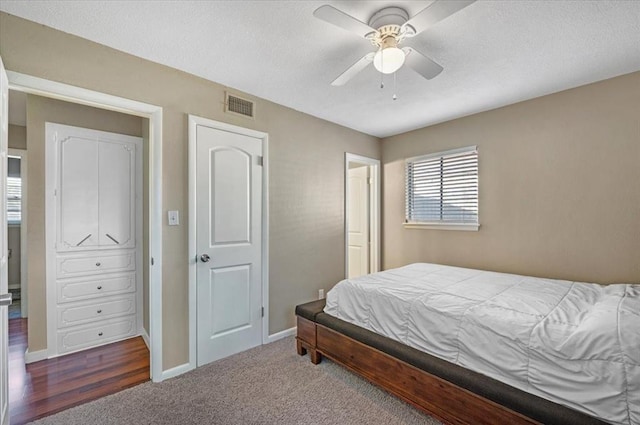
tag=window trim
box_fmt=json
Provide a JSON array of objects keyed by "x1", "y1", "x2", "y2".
[{"x1": 404, "y1": 145, "x2": 479, "y2": 231}]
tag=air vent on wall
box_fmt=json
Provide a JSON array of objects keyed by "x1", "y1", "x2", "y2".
[{"x1": 225, "y1": 92, "x2": 255, "y2": 118}]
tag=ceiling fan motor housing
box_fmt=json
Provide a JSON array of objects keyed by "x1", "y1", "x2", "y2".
[
  {"x1": 368, "y1": 7, "x2": 409, "y2": 29},
  {"x1": 367, "y1": 7, "x2": 410, "y2": 47}
]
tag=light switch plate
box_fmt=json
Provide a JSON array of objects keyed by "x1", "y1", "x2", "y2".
[{"x1": 168, "y1": 210, "x2": 180, "y2": 226}]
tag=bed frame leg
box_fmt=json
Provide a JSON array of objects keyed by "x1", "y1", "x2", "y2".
[
  {"x1": 296, "y1": 340, "x2": 307, "y2": 356},
  {"x1": 309, "y1": 349, "x2": 322, "y2": 365}
]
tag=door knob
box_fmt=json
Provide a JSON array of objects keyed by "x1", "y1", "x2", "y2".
[
  {"x1": 200, "y1": 254, "x2": 211, "y2": 263},
  {"x1": 0, "y1": 293, "x2": 12, "y2": 307}
]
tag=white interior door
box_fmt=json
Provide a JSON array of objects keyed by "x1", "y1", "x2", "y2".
[
  {"x1": 0, "y1": 55, "x2": 11, "y2": 425},
  {"x1": 195, "y1": 123, "x2": 262, "y2": 366},
  {"x1": 347, "y1": 165, "x2": 370, "y2": 278}
]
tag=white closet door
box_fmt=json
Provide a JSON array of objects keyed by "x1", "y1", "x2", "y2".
[
  {"x1": 98, "y1": 140, "x2": 135, "y2": 248},
  {"x1": 59, "y1": 137, "x2": 99, "y2": 250},
  {"x1": 348, "y1": 165, "x2": 370, "y2": 278}
]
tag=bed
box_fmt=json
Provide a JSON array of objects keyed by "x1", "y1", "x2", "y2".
[{"x1": 295, "y1": 263, "x2": 639, "y2": 425}]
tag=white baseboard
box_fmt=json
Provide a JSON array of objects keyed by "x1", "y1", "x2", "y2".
[
  {"x1": 140, "y1": 328, "x2": 150, "y2": 350},
  {"x1": 156, "y1": 327, "x2": 295, "y2": 382},
  {"x1": 266, "y1": 326, "x2": 296, "y2": 343},
  {"x1": 159, "y1": 362, "x2": 195, "y2": 382},
  {"x1": 24, "y1": 348, "x2": 48, "y2": 364}
]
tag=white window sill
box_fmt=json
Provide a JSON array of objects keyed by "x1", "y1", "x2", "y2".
[{"x1": 403, "y1": 222, "x2": 480, "y2": 231}]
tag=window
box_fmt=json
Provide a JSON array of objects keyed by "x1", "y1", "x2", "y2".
[
  {"x1": 7, "y1": 156, "x2": 22, "y2": 225},
  {"x1": 405, "y1": 146, "x2": 478, "y2": 230},
  {"x1": 7, "y1": 176, "x2": 21, "y2": 225}
]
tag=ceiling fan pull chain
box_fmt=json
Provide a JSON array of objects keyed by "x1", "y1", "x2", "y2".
[{"x1": 393, "y1": 71, "x2": 398, "y2": 101}]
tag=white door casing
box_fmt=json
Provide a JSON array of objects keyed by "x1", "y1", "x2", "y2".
[
  {"x1": 347, "y1": 165, "x2": 370, "y2": 278},
  {"x1": 194, "y1": 120, "x2": 264, "y2": 366},
  {"x1": 0, "y1": 55, "x2": 10, "y2": 425}
]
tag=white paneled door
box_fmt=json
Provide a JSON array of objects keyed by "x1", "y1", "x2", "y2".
[
  {"x1": 0, "y1": 55, "x2": 11, "y2": 425},
  {"x1": 347, "y1": 165, "x2": 370, "y2": 278},
  {"x1": 195, "y1": 123, "x2": 263, "y2": 366}
]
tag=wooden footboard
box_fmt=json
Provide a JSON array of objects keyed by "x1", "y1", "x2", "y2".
[{"x1": 296, "y1": 318, "x2": 538, "y2": 425}]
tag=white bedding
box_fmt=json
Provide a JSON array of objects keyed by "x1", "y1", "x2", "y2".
[{"x1": 324, "y1": 263, "x2": 640, "y2": 425}]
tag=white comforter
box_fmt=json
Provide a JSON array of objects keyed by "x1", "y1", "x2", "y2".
[{"x1": 324, "y1": 263, "x2": 640, "y2": 425}]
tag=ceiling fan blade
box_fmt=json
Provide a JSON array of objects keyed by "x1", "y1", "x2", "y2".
[
  {"x1": 314, "y1": 5, "x2": 377, "y2": 39},
  {"x1": 402, "y1": 47, "x2": 444, "y2": 80},
  {"x1": 402, "y1": 0, "x2": 476, "y2": 37},
  {"x1": 331, "y1": 52, "x2": 375, "y2": 86}
]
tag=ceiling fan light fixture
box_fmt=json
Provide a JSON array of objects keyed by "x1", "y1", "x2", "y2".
[{"x1": 373, "y1": 46, "x2": 405, "y2": 74}]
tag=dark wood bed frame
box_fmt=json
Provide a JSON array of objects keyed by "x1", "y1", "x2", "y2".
[{"x1": 295, "y1": 302, "x2": 605, "y2": 425}]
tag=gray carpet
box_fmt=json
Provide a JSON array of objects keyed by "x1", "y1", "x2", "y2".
[{"x1": 30, "y1": 336, "x2": 441, "y2": 425}]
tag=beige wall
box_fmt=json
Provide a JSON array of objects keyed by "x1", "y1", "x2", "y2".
[
  {"x1": 382, "y1": 71, "x2": 640, "y2": 284},
  {"x1": 25, "y1": 95, "x2": 144, "y2": 351},
  {"x1": 8, "y1": 124, "x2": 26, "y2": 149},
  {"x1": 1, "y1": 13, "x2": 380, "y2": 368}
]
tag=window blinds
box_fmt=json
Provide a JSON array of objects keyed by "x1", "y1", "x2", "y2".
[
  {"x1": 7, "y1": 176, "x2": 21, "y2": 225},
  {"x1": 406, "y1": 146, "x2": 478, "y2": 225}
]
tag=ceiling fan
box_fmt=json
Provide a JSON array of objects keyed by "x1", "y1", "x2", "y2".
[{"x1": 313, "y1": 1, "x2": 476, "y2": 86}]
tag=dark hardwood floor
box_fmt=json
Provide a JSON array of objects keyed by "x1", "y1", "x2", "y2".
[{"x1": 8, "y1": 318, "x2": 150, "y2": 425}]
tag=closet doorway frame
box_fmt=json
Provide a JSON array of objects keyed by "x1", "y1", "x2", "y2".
[
  {"x1": 7, "y1": 71, "x2": 164, "y2": 382},
  {"x1": 344, "y1": 153, "x2": 381, "y2": 278}
]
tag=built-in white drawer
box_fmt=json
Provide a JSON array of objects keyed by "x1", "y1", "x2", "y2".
[
  {"x1": 57, "y1": 252, "x2": 135, "y2": 278},
  {"x1": 57, "y1": 294, "x2": 136, "y2": 329},
  {"x1": 57, "y1": 273, "x2": 136, "y2": 304},
  {"x1": 57, "y1": 315, "x2": 137, "y2": 355}
]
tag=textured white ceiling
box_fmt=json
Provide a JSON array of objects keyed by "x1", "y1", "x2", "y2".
[{"x1": 1, "y1": 1, "x2": 639, "y2": 137}]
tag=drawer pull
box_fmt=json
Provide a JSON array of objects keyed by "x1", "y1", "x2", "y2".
[
  {"x1": 98, "y1": 332, "x2": 103, "y2": 336},
  {"x1": 97, "y1": 309, "x2": 102, "y2": 314},
  {"x1": 96, "y1": 262, "x2": 101, "y2": 267},
  {"x1": 97, "y1": 286, "x2": 103, "y2": 290}
]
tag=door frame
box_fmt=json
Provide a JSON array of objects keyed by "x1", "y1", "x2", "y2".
[
  {"x1": 7, "y1": 148, "x2": 27, "y2": 318},
  {"x1": 344, "y1": 153, "x2": 380, "y2": 278},
  {"x1": 6, "y1": 71, "x2": 165, "y2": 382},
  {"x1": 188, "y1": 114, "x2": 269, "y2": 370}
]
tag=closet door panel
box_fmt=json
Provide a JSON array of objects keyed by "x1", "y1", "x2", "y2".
[
  {"x1": 58, "y1": 137, "x2": 99, "y2": 250},
  {"x1": 98, "y1": 141, "x2": 135, "y2": 248}
]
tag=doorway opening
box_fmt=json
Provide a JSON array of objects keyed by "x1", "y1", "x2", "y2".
[
  {"x1": 6, "y1": 149, "x2": 26, "y2": 320},
  {"x1": 6, "y1": 71, "x2": 163, "y2": 383},
  {"x1": 345, "y1": 153, "x2": 380, "y2": 279}
]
